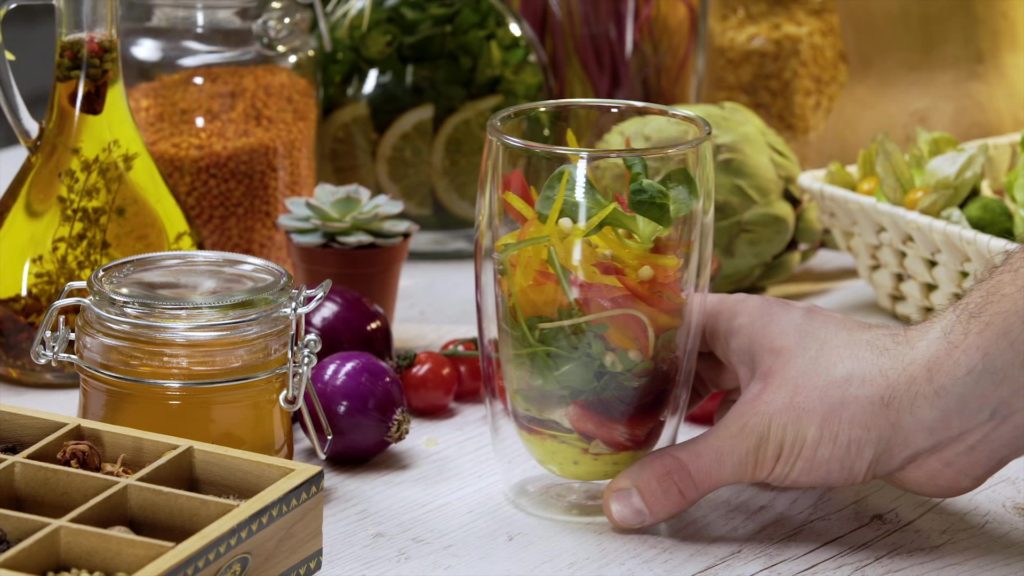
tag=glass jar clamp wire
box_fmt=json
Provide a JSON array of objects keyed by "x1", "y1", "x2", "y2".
[{"x1": 30, "y1": 251, "x2": 335, "y2": 459}]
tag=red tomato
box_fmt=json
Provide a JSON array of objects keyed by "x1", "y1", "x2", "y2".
[
  {"x1": 574, "y1": 281, "x2": 680, "y2": 355},
  {"x1": 441, "y1": 338, "x2": 483, "y2": 401},
  {"x1": 618, "y1": 276, "x2": 685, "y2": 315},
  {"x1": 566, "y1": 401, "x2": 662, "y2": 452},
  {"x1": 399, "y1": 352, "x2": 458, "y2": 415},
  {"x1": 685, "y1": 391, "x2": 726, "y2": 426},
  {"x1": 593, "y1": 261, "x2": 625, "y2": 276}
]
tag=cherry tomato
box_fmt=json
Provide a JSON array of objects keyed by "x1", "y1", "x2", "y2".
[
  {"x1": 685, "y1": 391, "x2": 726, "y2": 426},
  {"x1": 399, "y1": 352, "x2": 457, "y2": 415},
  {"x1": 441, "y1": 338, "x2": 483, "y2": 401},
  {"x1": 566, "y1": 401, "x2": 662, "y2": 451}
]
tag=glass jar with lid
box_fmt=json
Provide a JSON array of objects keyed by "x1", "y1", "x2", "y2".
[
  {"x1": 31, "y1": 251, "x2": 332, "y2": 459},
  {"x1": 120, "y1": 0, "x2": 330, "y2": 269}
]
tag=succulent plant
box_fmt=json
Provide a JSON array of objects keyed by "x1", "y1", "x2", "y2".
[{"x1": 278, "y1": 183, "x2": 418, "y2": 248}]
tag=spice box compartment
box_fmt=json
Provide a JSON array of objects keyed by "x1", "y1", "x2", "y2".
[{"x1": 0, "y1": 404, "x2": 324, "y2": 576}]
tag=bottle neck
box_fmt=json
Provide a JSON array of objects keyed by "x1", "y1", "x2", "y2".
[
  {"x1": 50, "y1": 0, "x2": 124, "y2": 117},
  {"x1": 56, "y1": 0, "x2": 118, "y2": 39}
]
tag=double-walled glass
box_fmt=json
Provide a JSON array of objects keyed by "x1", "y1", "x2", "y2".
[{"x1": 476, "y1": 100, "x2": 713, "y2": 521}]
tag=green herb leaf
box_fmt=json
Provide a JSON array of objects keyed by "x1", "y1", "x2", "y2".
[
  {"x1": 546, "y1": 246, "x2": 578, "y2": 312},
  {"x1": 618, "y1": 156, "x2": 700, "y2": 226},
  {"x1": 628, "y1": 179, "x2": 672, "y2": 227},
  {"x1": 659, "y1": 167, "x2": 698, "y2": 218},
  {"x1": 535, "y1": 164, "x2": 639, "y2": 234},
  {"x1": 623, "y1": 156, "x2": 648, "y2": 182}
]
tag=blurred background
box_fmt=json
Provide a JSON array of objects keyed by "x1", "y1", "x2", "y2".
[
  {"x1": 2, "y1": 0, "x2": 1022, "y2": 162},
  {"x1": 0, "y1": 6, "x2": 52, "y2": 147}
]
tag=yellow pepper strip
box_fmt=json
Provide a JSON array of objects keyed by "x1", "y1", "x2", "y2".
[
  {"x1": 602, "y1": 229, "x2": 681, "y2": 269},
  {"x1": 566, "y1": 128, "x2": 581, "y2": 162},
  {"x1": 581, "y1": 202, "x2": 618, "y2": 236},
  {"x1": 544, "y1": 169, "x2": 570, "y2": 233},
  {"x1": 496, "y1": 229, "x2": 522, "y2": 251},
  {"x1": 633, "y1": 251, "x2": 681, "y2": 269},
  {"x1": 503, "y1": 190, "x2": 536, "y2": 222},
  {"x1": 566, "y1": 128, "x2": 580, "y2": 148},
  {"x1": 529, "y1": 185, "x2": 539, "y2": 203}
]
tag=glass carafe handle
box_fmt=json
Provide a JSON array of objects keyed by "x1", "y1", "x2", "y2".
[{"x1": 0, "y1": 0, "x2": 50, "y2": 147}]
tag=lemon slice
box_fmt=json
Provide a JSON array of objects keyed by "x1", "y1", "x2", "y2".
[
  {"x1": 318, "y1": 101, "x2": 379, "y2": 189},
  {"x1": 374, "y1": 103, "x2": 435, "y2": 218},
  {"x1": 430, "y1": 95, "x2": 504, "y2": 223}
]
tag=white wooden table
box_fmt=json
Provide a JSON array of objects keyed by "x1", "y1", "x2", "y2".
[{"x1": 2, "y1": 146, "x2": 1023, "y2": 575}]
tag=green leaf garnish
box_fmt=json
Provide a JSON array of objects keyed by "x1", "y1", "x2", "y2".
[{"x1": 535, "y1": 165, "x2": 637, "y2": 234}]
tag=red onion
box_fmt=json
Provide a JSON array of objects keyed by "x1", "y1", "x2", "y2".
[
  {"x1": 306, "y1": 287, "x2": 393, "y2": 362},
  {"x1": 304, "y1": 351, "x2": 410, "y2": 463}
]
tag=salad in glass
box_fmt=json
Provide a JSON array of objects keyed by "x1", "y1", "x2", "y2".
[{"x1": 477, "y1": 100, "x2": 713, "y2": 518}]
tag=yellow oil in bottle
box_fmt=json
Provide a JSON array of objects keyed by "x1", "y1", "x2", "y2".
[{"x1": 0, "y1": 33, "x2": 195, "y2": 386}]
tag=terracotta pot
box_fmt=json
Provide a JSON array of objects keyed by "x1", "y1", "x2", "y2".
[{"x1": 287, "y1": 237, "x2": 410, "y2": 320}]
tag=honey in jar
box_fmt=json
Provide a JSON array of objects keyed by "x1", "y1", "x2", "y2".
[{"x1": 31, "y1": 251, "x2": 330, "y2": 458}]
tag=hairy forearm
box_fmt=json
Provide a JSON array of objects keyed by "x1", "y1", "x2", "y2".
[{"x1": 907, "y1": 249, "x2": 1024, "y2": 464}]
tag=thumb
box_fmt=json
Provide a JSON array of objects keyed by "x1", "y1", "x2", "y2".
[{"x1": 603, "y1": 425, "x2": 749, "y2": 529}]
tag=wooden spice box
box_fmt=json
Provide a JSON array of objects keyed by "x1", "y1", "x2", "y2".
[{"x1": 0, "y1": 404, "x2": 323, "y2": 576}]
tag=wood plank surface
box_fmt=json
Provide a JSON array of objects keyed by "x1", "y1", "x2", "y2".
[{"x1": 3, "y1": 319, "x2": 1022, "y2": 575}]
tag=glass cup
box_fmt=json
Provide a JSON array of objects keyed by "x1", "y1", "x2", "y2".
[{"x1": 475, "y1": 99, "x2": 714, "y2": 521}]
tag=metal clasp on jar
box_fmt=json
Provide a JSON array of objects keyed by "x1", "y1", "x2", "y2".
[
  {"x1": 281, "y1": 280, "x2": 335, "y2": 460},
  {"x1": 30, "y1": 281, "x2": 89, "y2": 369},
  {"x1": 32, "y1": 277, "x2": 337, "y2": 461}
]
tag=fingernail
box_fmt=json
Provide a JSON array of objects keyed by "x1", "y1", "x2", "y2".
[{"x1": 609, "y1": 487, "x2": 649, "y2": 528}]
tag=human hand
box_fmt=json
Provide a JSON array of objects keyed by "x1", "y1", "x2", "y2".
[{"x1": 603, "y1": 291, "x2": 1024, "y2": 529}]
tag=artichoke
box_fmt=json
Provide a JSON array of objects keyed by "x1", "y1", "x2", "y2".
[
  {"x1": 595, "y1": 101, "x2": 822, "y2": 292},
  {"x1": 277, "y1": 183, "x2": 419, "y2": 248}
]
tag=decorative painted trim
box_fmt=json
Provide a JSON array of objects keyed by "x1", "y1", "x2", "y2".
[
  {"x1": 168, "y1": 471, "x2": 325, "y2": 576},
  {"x1": 280, "y1": 549, "x2": 323, "y2": 576}
]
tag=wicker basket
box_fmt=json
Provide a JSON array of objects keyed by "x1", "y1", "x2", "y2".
[{"x1": 797, "y1": 134, "x2": 1020, "y2": 323}]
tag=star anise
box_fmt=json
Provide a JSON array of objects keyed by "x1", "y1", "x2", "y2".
[{"x1": 56, "y1": 440, "x2": 102, "y2": 472}]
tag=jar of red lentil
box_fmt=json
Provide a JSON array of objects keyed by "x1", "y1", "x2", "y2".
[
  {"x1": 30, "y1": 251, "x2": 333, "y2": 459},
  {"x1": 121, "y1": 0, "x2": 330, "y2": 269}
]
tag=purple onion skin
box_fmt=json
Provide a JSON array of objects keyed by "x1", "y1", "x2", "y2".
[
  {"x1": 303, "y1": 351, "x2": 410, "y2": 464},
  {"x1": 306, "y1": 287, "x2": 393, "y2": 362}
]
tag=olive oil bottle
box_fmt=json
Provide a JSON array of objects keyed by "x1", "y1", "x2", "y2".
[{"x1": 0, "y1": 0, "x2": 195, "y2": 386}]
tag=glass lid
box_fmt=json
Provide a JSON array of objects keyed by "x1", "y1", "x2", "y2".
[{"x1": 88, "y1": 251, "x2": 293, "y2": 312}]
